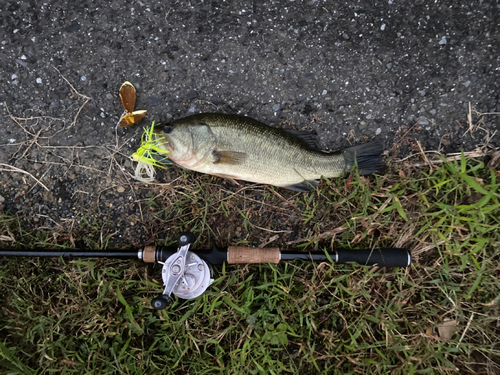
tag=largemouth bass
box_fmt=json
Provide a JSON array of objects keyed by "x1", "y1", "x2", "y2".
[{"x1": 153, "y1": 113, "x2": 385, "y2": 192}]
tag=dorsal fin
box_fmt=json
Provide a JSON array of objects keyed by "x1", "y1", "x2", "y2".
[{"x1": 282, "y1": 128, "x2": 321, "y2": 150}]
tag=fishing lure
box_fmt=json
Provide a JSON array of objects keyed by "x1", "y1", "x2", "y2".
[
  {"x1": 117, "y1": 81, "x2": 147, "y2": 127},
  {"x1": 131, "y1": 122, "x2": 170, "y2": 182}
]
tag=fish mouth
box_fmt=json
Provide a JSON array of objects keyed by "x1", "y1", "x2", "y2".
[{"x1": 161, "y1": 136, "x2": 174, "y2": 152}]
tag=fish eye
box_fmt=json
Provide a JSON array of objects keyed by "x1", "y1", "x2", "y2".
[{"x1": 163, "y1": 125, "x2": 173, "y2": 134}]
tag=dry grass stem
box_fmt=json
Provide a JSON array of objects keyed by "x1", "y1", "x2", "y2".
[{"x1": 0, "y1": 163, "x2": 49, "y2": 191}]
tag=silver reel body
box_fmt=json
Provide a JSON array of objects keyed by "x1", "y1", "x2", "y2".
[
  {"x1": 161, "y1": 245, "x2": 211, "y2": 300},
  {"x1": 151, "y1": 234, "x2": 212, "y2": 310}
]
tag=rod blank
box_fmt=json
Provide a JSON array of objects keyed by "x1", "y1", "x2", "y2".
[
  {"x1": 0, "y1": 246, "x2": 411, "y2": 267},
  {"x1": 0, "y1": 249, "x2": 139, "y2": 259}
]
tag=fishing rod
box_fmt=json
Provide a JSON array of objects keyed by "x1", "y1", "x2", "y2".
[{"x1": 0, "y1": 232, "x2": 411, "y2": 310}]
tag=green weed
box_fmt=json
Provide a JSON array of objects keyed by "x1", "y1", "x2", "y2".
[{"x1": 1, "y1": 156, "x2": 499, "y2": 374}]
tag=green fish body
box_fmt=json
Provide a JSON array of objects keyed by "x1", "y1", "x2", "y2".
[{"x1": 153, "y1": 113, "x2": 385, "y2": 192}]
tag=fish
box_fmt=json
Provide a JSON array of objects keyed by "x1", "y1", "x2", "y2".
[
  {"x1": 117, "y1": 81, "x2": 147, "y2": 127},
  {"x1": 152, "y1": 113, "x2": 385, "y2": 192}
]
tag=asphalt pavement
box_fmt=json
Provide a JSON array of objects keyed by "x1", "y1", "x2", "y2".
[{"x1": 0, "y1": 0, "x2": 498, "y2": 245}]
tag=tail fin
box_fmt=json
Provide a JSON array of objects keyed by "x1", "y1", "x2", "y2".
[{"x1": 344, "y1": 139, "x2": 385, "y2": 175}]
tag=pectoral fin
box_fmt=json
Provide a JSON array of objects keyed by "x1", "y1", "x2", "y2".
[{"x1": 212, "y1": 150, "x2": 248, "y2": 165}]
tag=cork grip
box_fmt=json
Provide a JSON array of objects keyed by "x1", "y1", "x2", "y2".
[
  {"x1": 227, "y1": 246, "x2": 280, "y2": 264},
  {"x1": 143, "y1": 245, "x2": 156, "y2": 263}
]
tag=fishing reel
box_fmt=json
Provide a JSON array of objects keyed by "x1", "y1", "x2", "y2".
[{"x1": 151, "y1": 233, "x2": 213, "y2": 310}]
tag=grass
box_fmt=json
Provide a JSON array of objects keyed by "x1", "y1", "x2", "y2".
[{"x1": 1, "y1": 155, "x2": 499, "y2": 374}]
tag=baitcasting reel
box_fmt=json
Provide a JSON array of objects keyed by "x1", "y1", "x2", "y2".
[{"x1": 151, "y1": 233, "x2": 212, "y2": 310}]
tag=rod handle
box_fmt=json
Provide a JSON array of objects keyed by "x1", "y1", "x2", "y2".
[
  {"x1": 227, "y1": 246, "x2": 280, "y2": 264},
  {"x1": 336, "y1": 248, "x2": 411, "y2": 267}
]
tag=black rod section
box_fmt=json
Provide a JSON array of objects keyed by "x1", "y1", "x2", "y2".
[
  {"x1": 280, "y1": 248, "x2": 411, "y2": 267},
  {"x1": 0, "y1": 249, "x2": 140, "y2": 259},
  {"x1": 279, "y1": 251, "x2": 331, "y2": 262},
  {"x1": 155, "y1": 245, "x2": 228, "y2": 264},
  {"x1": 336, "y1": 248, "x2": 411, "y2": 267}
]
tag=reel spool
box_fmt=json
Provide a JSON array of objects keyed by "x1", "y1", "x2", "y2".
[{"x1": 151, "y1": 233, "x2": 212, "y2": 310}]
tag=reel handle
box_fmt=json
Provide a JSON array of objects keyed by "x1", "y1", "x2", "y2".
[{"x1": 151, "y1": 294, "x2": 171, "y2": 310}]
